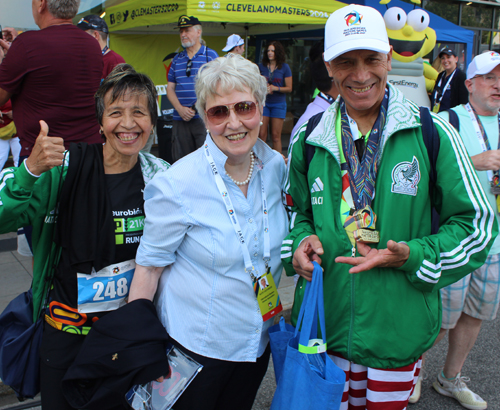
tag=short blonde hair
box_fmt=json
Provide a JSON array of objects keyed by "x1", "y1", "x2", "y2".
[{"x1": 195, "y1": 55, "x2": 267, "y2": 122}]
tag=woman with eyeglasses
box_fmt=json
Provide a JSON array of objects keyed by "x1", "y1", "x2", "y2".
[
  {"x1": 129, "y1": 55, "x2": 288, "y2": 410},
  {"x1": 258, "y1": 41, "x2": 293, "y2": 152}
]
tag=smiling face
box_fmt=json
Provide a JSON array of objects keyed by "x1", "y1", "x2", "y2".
[
  {"x1": 180, "y1": 26, "x2": 201, "y2": 48},
  {"x1": 440, "y1": 53, "x2": 458, "y2": 74},
  {"x1": 101, "y1": 88, "x2": 152, "y2": 162},
  {"x1": 326, "y1": 49, "x2": 392, "y2": 117},
  {"x1": 205, "y1": 87, "x2": 262, "y2": 165},
  {"x1": 267, "y1": 45, "x2": 276, "y2": 62},
  {"x1": 466, "y1": 65, "x2": 500, "y2": 116}
]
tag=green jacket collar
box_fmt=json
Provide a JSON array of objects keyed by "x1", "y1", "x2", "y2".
[{"x1": 306, "y1": 83, "x2": 422, "y2": 165}]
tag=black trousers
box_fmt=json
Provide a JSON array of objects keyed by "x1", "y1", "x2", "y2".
[
  {"x1": 171, "y1": 339, "x2": 271, "y2": 410},
  {"x1": 40, "y1": 324, "x2": 85, "y2": 410}
]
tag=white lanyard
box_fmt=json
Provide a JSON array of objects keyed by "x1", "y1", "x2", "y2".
[
  {"x1": 204, "y1": 143, "x2": 270, "y2": 279},
  {"x1": 434, "y1": 69, "x2": 457, "y2": 104},
  {"x1": 465, "y1": 103, "x2": 498, "y2": 182}
]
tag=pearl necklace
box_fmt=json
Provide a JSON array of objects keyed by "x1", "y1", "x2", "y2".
[{"x1": 226, "y1": 152, "x2": 255, "y2": 186}]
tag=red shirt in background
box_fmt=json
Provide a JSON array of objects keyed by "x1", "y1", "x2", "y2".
[
  {"x1": 0, "y1": 24, "x2": 103, "y2": 155},
  {"x1": 103, "y1": 49, "x2": 126, "y2": 80}
]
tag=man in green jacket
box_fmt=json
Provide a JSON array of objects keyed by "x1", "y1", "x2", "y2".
[{"x1": 282, "y1": 5, "x2": 497, "y2": 409}]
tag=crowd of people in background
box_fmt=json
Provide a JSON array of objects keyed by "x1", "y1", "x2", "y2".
[{"x1": 0, "y1": 2, "x2": 499, "y2": 410}]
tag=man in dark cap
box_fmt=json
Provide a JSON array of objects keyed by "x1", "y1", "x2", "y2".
[
  {"x1": 77, "y1": 14, "x2": 125, "y2": 80},
  {"x1": 430, "y1": 47, "x2": 468, "y2": 113},
  {"x1": 167, "y1": 15, "x2": 218, "y2": 162}
]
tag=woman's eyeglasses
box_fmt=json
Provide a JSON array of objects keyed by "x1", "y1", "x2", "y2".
[
  {"x1": 186, "y1": 60, "x2": 193, "y2": 77},
  {"x1": 205, "y1": 101, "x2": 257, "y2": 125}
]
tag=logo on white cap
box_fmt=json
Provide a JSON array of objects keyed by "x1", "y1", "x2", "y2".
[{"x1": 324, "y1": 5, "x2": 390, "y2": 62}]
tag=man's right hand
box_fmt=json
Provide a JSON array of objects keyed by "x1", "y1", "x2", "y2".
[
  {"x1": 25, "y1": 121, "x2": 65, "y2": 176},
  {"x1": 471, "y1": 150, "x2": 500, "y2": 171},
  {"x1": 178, "y1": 106, "x2": 195, "y2": 122},
  {"x1": 292, "y1": 235, "x2": 324, "y2": 281}
]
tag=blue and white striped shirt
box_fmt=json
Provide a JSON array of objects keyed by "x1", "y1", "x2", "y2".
[
  {"x1": 136, "y1": 135, "x2": 289, "y2": 361},
  {"x1": 167, "y1": 45, "x2": 218, "y2": 121}
]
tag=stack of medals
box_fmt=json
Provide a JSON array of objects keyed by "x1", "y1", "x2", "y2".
[{"x1": 343, "y1": 206, "x2": 380, "y2": 246}]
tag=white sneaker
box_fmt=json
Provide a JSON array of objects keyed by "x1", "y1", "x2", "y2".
[
  {"x1": 408, "y1": 374, "x2": 422, "y2": 404},
  {"x1": 432, "y1": 371, "x2": 487, "y2": 410}
]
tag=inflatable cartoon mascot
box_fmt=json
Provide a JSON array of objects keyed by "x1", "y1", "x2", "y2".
[{"x1": 382, "y1": 0, "x2": 438, "y2": 107}]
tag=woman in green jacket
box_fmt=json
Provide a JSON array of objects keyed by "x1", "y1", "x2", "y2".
[{"x1": 0, "y1": 64, "x2": 169, "y2": 410}]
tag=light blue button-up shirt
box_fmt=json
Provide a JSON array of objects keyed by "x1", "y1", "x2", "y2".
[{"x1": 136, "y1": 135, "x2": 289, "y2": 362}]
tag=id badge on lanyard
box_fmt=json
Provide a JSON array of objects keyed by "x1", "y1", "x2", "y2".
[
  {"x1": 433, "y1": 70, "x2": 456, "y2": 113},
  {"x1": 204, "y1": 143, "x2": 282, "y2": 321},
  {"x1": 254, "y1": 266, "x2": 283, "y2": 321}
]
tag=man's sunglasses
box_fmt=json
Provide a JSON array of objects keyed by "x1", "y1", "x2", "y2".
[
  {"x1": 205, "y1": 101, "x2": 257, "y2": 125},
  {"x1": 186, "y1": 60, "x2": 193, "y2": 77}
]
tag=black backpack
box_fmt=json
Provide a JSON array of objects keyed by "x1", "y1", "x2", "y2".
[{"x1": 302, "y1": 106, "x2": 440, "y2": 234}]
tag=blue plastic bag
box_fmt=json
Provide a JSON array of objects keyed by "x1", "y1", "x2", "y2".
[
  {"x1": 270, "y1": 262, "x2": 344, "y2": 410},
  {"x1": 0, "y1": 289, "x2": 43, "y2": 399}
]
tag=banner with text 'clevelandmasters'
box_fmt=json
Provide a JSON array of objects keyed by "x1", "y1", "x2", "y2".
[{"x1": 105, "y1": 0, "x2": 346, "y2": 31}]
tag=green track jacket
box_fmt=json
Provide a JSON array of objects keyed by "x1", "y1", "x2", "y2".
[
  {"x1": 282, "y1": 84, "x2": 498, "y2": 369},
  {"x1": 0, "y1": 151, "x2": 169, "y2": 321}
]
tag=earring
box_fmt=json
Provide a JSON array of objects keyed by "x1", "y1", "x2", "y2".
[{"x1": 259, "y1": 121, "x2": 263, "y2": 126}]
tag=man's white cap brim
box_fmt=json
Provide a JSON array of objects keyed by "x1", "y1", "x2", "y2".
[
  {"x1": 467, "y1": 60, "x2": 500, "y2": 79},
  {"x1": 324, "y1": 38, "x2": 390, "y2": 62}
]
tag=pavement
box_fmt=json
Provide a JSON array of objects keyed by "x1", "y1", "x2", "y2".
[{"x1": 0, "y1": 231, "x2": 498, "y2": 410}]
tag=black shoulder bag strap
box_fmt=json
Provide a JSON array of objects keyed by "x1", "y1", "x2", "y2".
[
  {"x1": 420, "y1": 106, "x2": 441, "y2": 235},
  {"x1": 447, "y1": 109, "x2": 460, "y2": 132}
]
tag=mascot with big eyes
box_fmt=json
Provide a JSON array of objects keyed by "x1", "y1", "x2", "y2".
[{"x1": 382, "y1": 0, "x2": 438, "y2": 107}]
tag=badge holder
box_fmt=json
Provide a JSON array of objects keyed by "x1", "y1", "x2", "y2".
[
  {"x1": 254, "y1": 264, "x2": 283, "y2": 322},
  {"x1": 126, "y1": 345, "x2": 203, "y2": 410}
]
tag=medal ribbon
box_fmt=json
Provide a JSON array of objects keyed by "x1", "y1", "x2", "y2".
[
  {"x1": 204, "y1": 143, "x2": 270, "y2": 279},
  {"x1": 464, "y1": 103, "x2": 500, "y2": 184},
  {"x1": 340, "y1": 88, "x2": 389, "y2": 209},
  {"x1": 433, "y1": 69, "x2": 457, "y2": 105}
]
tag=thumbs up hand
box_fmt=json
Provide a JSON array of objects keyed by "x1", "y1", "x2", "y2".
[{"x1": 25, "y1": 121, "x2": 65, "y2": 176}]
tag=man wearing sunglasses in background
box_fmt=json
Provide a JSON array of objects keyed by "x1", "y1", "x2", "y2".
[
  {"x1": 167, "y1": 15, "x2": 218, "y2": 162},
  {"x1": 424, "y1": 51, "x2": 500, "y2": 410}
]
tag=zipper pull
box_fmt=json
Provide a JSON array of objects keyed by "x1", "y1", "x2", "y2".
[{"x1": 351, "y1": 246, "x2": 356, "y2": 257}]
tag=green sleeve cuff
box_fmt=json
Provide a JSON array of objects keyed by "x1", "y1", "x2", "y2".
[
  {"x1": 398, "y1": 240, "x2": 423, "y2": 274},
  {"x1": 16, "y1": 161, "x2": 40, "y2": 191}
]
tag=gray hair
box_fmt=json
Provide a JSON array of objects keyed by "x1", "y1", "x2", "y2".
[
  {"x1": 95, "y1": 64, "x2": 158, "y2": 137},
  {"x1": 195, "y1": 55, "x2": 267, "y2": 122},
  {"x1": 47, "y1": 0, "x2": 80, "y2": 19}
]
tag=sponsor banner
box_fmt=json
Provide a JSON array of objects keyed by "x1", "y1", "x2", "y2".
[{"x1": 105, "y1": 0, "x2": 345, "y2": 32}]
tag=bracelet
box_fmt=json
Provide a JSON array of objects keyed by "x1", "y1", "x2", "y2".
[
  {"x1": 24, "y1": 159, "x2": 41, "y2": 178},
  {"x1": 278, "y1": 86, "x2": 281, "y2": 92}
]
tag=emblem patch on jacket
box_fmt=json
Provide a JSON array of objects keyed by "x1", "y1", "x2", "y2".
[{"x1": 391, "y1": 157, "x2": 421, "y2": 196}]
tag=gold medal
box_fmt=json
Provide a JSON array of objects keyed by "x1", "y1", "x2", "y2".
[{"x1": 344, "y1": 205, "x2": 380, "y2": 245}]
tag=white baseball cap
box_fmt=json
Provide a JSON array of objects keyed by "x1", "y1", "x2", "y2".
[
  {"x1": 467, "y1": 51, "x2": 500, "y2": 80},
  {"x1": 324, "y1": 4, "x2": 390, "y2": 62},
  {"x1": 222, "y1": 34, "x2": 244, "y2": 52}
]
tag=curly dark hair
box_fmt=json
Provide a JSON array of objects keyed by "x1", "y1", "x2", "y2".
[{"x1": 261, "y1": 41, "x2": 287, "y2": 69}]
